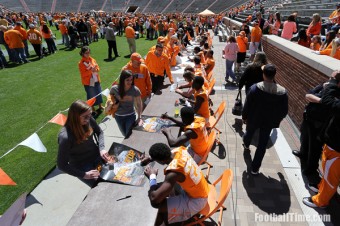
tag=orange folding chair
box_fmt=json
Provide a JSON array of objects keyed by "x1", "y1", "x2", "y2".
[
  {"x1": 207, "y1": 77, "x2": 215, "y2": 95},
  {"x1": 197, "y1": 130, "x2": 216, "y2": 180},
  {"x1": 185, "y1": 169, "x2": 233, "y2": 226},
  {"x1": 208, "y1": 101, "x2": 226, "y2": 143}
]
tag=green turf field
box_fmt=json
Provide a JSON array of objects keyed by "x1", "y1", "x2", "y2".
[{"x1": 0, "y1": 30, "x2": 154, "y2": 214}]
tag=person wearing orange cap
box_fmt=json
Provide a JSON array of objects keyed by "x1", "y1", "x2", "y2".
[
  {"x1": 122, "y1": 52, "x2": 152, "y2": 106},
  {"x1": 145, "y1": 43, "x2": 174, "y2": 93},
  {"x1": 125, "y1": 23, "x2": 136, "y2": 55}
]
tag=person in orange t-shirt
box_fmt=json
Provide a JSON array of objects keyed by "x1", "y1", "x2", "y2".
[
  {"x1": 189, "y1": 76, "x2": 210, "y2": 124},
  {"x1": 78, "y1": 46, "x2": 103, "y2": 112},
  {"x1": 317, "y1": 38, "x2": 340, "y2": 60},
  {"x1": 122, "y1": 53, "x2": 152, "y2": 105},
  {"x1": 166, "y1": 35, "x2": 180, "y2": 66},
  {"x1": 236, "y1": 31, "x2": 248, "y2": 72},
  {"x1": 4, "y1": 26, "x2": 28, "y2": 63},
  {"x1": 204, "y1": 50, "x2": 215, "y2": 76},
  {"x1": 161, "y1": 107, "x2": 209, "y2": 163},
  {"x1": 59, "y1": 20, "x2": 70, "y2": 47},
  {"x1": 310, "y1": 35, "x2": 321, "y2": 51},
  {"x1": 145, "y1": 43, "x2": 174, "y2": 93},
  {"x1": 142, "y1": 143, "x2": 209, "y2": 225},
  {"x1": 91, "y1": 23, "x2": 98, "y2": 42},
  {"x1": 249, "y1": 21, "x2": 262, "y2": 61},
  {"x1": 125, "y1": 23, "x2": 136, "y2": 54},
  {"x1": 14, "y1": 22, "x2": 30, "y2": 58},
  {"x1": 27, "y1": 24, "x2": 43, "y2": 59}
]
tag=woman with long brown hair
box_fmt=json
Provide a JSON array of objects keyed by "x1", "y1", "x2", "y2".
[
  {"x1": 57, "y1": 100, "x2": 109, "y2": 182},
  {"x1": 110, "y1": 70, "x2": 143, "y2": 138}
]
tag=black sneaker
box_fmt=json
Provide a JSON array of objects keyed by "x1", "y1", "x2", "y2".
[
  {"x1": 308, "y1": 184, "x2": 319, "y2": 193},
  {"x1": 302, "y1": 197, "x2": 326, "y2": 208}
]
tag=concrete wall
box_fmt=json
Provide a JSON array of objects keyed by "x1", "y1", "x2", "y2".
[{"x1": 224, "y1": 17, "x2": 340, "y2": 128}]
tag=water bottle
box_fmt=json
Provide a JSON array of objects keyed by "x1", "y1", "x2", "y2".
[{"x1": 174, "y1": 100, "x2": 180, "y2": 118}]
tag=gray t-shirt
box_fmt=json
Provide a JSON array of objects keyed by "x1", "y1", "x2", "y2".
[{"x1": 110, "y1": 85, "x2": 141, "y2": 116}]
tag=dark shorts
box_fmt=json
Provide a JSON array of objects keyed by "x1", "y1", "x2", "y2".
[{"x1": 237, "y1": 52, "x2": 246, "y2": 63}]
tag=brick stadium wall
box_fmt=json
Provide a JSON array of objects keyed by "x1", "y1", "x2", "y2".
[{"x1": 262, "y1": 41, "x2": 328, "y2": 127}]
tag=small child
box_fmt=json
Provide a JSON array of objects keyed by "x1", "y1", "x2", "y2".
[{"x1": 310, "y1": 35, "x2": 321, "y2": 51}]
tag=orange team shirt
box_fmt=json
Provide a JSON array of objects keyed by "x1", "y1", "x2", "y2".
[
  {"x1": 122, "y1": 62, "x2": 152, "y2": 98},
  {"x1": 194, "y1": 67, "x2": 209, "y2": 89},
  {"x1": 205, "y1": 57, "x2": 215, "y2": 75},
  {"x1": 78, "y1": 56, "x2": 101, "y2": 85},
  {"x1": 167, "y1": 44, "x2": 180, "y2": 66},
  {"x1": 125, "y1": 26, "x2": 135, "y2": 38},
  {"x1": 41, "y1": 28, "x2": 52, "y2": 39},
  {"x1": 4, "y1": 30, "x2": 24, "y2": 49},
  {"x1": 149, "y1": 45, "x2": 169, "y2": 56},
  {"x1": 320, "y1": 48, "x2": 340, "y2": 60},
  {"x1": 59, "y1": 24, "x2": 68, "y2": 35},
  {"x1": 236, "y1": 36, "x2": 248, "y2": 53},
  {"x1": 329, "y1": 10, "x2": 340, "y2": 24},
  {"x1": 91, "y1": 24, "x2": 98, "y2": 34},
  {"x1": 145, "y1": 51, "x2": 173, "y2": 82},
  {"x1": 165, "y1": 146, "x2": 209, "y2": 198},
  {"x1": 310, "y1": 42, "x2": 321, "y2": 51},
  {"x1": 251, "y1": 27, "x2": 262, "y2": 42},
  {"x1": 194, "y1": 89, "x2": 210, "y2": 119},
  {"x1": 27, "y1": 29, "x2": 43, "y2": 44},
  {"x1": 184, "y1": 117, "x2": 209, "y2": 157},
  {"x1": 14, "y1": 26, "x2": 28, "y2": 40}
]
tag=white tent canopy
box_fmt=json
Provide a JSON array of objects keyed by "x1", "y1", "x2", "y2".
[{"x1": 198, "y1": 9, "x2": 215, "y2": 16}]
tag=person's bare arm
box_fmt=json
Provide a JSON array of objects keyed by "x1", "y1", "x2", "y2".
[{"x1": 305, "y1": 94, "x2": 321, "y2": 103}]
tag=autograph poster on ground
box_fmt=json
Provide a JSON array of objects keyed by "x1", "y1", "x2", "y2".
[
  {"x1": 98, "y1": 143, "x2": 147, "y2": 186},
  {"x1": 134, "y1": 116, "x2": 174, "y2": 133}
]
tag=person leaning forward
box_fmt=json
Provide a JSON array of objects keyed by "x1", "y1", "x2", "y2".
[
  {"x1": 141, "y1": 143, "x2": 209, "y2": 225},
  {"x1": 161, "y1": 107, "x2": 208, "y2": 164},
  {"x1": 145, "y1": 43, "x2": 174, "y2": 94}
]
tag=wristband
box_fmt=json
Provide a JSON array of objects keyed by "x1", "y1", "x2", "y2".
[{"x1": 150, "y1": 174, "x2": 157, "y2": 180}]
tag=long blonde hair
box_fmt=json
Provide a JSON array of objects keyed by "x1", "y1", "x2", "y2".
[
  {"x1": 330, "y1": 38, "x2": 340, "y2": 57},
  {"x1": 65, "y1": 100, "x2": 92, "y2": 144}
]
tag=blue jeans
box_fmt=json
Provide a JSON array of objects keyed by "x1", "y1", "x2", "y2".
[
  {"x1": 84, "y1": 82, "x2": 103, "y2": 106},
  {"x1": 13, "y1": 48, "x2": 27, "y2": 63},
  {"x1": 115, "y1": 113, "x2": 136, "y2": 138},
  {"x1": 225, "y1": 59, "x2": 235, "y2": 81},
  {"x1": 243, "y1": 125, "x2": 272, "y2": 172}
]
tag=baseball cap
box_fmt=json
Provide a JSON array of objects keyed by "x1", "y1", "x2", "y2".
[
  {"x1": 157, "y1": 36, "x2": 165, "y2": 43},
  {"x1": 29, "y1": 24, "x2": 35, "y2": 28},
  {"x1": 131, "y1": 53, "x2": 143, "y2": 62}
]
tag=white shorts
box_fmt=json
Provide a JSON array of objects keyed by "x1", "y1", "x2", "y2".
[
  {"x1": 249, "y1": 42, "x2": 260, "y2": 54},
  {"x1": 167, "y1": 192, "x2": 207, "y2": 224}
]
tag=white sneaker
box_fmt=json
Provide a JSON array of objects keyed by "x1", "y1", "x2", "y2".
[{"x1": 302, "y1": 197, "x2": 326, "y2": 208}]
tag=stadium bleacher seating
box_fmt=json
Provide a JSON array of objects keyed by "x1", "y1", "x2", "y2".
[
  {"x1": 126, "y1": 0, "x2": 149, "y2": 12},
  {"x1": 54, "y1": 0, "x2": 80, "y2": 12},
  {"x1": 1, "y1": 0, "x2": 25, "y2": 12},
  {"x1": 163, "y1": 0, "x2": 192, "y2": 13},
  {"x1": 182, "y1": 0, "x2": 213, "y2": 13},
  {"x1": 80, "y1": 0, "x2": 106, "y2": 12},
  {"x1": 142, "y1": 0, "x2": 170, "y2": 13}
]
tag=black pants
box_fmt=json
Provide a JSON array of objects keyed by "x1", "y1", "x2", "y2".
[
  {"x1": 151, "y1": 75, "x2": 164, "y2": 93},
  {"x1": 32, "y1": 44, "x2": 42, "y2": 57},
  {"x1": 107, "y1": 40, "x2": 118, "y2": 58},
  {"x1": 299, "y1": 118, "x2": 323, "y2": 176}
]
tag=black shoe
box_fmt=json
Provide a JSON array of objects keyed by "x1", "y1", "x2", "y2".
[
  {"x1": 302, "y1": 197, "x2": 326, "y2": 208},
  {"x1": 308, "y1": 183, "x2": 319, "y2": 193},
  {"x1": 292, "y1": 150, "x2": 304, "y2": 158}
]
